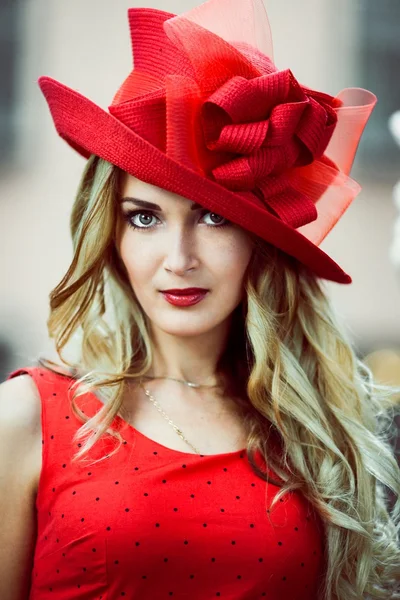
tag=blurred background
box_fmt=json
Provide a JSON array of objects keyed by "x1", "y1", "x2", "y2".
[{"x1": 0, "y1": 0, "x2": 400, "y2": 393}]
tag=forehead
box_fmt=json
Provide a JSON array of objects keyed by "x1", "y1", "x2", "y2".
[{"x1": 120, "y1": 172, "x2": 202, "y2": 210}]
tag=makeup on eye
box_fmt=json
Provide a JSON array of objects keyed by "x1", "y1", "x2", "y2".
[{"x1": 121, "y1": 208, "x2": 230, "y2": 231}]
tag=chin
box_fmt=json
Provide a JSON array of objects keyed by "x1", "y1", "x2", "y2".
[{"x1": 150, "y1": 313, "x2": 220, "y2": 337}]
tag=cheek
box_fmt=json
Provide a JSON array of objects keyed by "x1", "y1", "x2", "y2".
[
  {"x1": 118, "y1": 231, "x2": 154, "y2": 285},
  {"x1": 215, "y1": 236, "x2": 253, "y2": 280}
]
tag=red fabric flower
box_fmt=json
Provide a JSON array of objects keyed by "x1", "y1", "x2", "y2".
[{"x1": 203, "y1": 69, "x2": 340, "y2": 192}]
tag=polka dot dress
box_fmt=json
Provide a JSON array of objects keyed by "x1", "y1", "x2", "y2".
[{"x1": 8, "y1": 367, "x2": 326, "y2": 599}]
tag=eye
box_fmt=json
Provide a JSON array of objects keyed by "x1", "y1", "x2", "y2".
[
  {"x1": 202, "y1": 212, "x2": 227, "y2": 227},
  {"x1": 123, "y1": 209, "x2": 229, "y2": 230}
]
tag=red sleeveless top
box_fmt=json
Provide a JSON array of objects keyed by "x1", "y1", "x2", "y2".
[{"x1": 8, "y1": 366, "x2": 326, "y2": 599}]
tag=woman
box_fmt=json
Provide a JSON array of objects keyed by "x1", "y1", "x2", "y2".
[{"x1": 1, "y1": 0, "x2": 399, "y2": 599}]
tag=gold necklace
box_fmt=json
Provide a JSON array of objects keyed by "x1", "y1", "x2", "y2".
[{"x1": 140, "y1": 382, "x2": 202, "y2": 455}]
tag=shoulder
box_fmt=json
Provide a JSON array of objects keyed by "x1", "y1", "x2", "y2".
[
  {"x1": 0, "y1": 373, "x2": 42, "y2": 438},
  {"x1": 0, "y1": 373, "x2": 43, "y2": 499}
]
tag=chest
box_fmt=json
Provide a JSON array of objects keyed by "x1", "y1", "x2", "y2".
[{"x1": 33, "y1": 444, "x2": 325, "y2": 599}]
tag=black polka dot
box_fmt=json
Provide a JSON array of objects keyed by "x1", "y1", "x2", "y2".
[
  {"x1": 96, "y1": 497, "x2": 100, "y2": 501},
  {"x1": 61, "y1": 514, "x2": 64, "y2": 518},
  {"x1": 135, "y1": 542, "x2": 140, "y2": 546},
  {"x1": 237, "y1": 575, "x2": 241, "y2": 579},
  {"x1": 278, "y1": 541, "x2": 283, "y2": 546},
  {"x1": 106, "y1": 527, "x2": 111, "y2": 531},
  {"x1": 251, "y1": 483, "x2": 255, "y2": 487},
  {"x1": 203, "y1": 523, "x2": 207, "y2": 527},
  {"x1": 144, "y1": 493, "x2": 149, "y2": 497},
  {"x1": 282, "y1": 576, "x2": 287, "y2": 581},
  {"x1": 80, "y1": 518, "x2": 84, "y2": 522},
  {"x1": 87, "y1": 472, "x2": 92, "y2": 476},
  {"x1": 125, "y1": 508, "x2": 130, "y2": 512},
  {"x1": 65, "y1": 416, "x2": 70, "y2": 419},
  {"x1": 153, "y1": 451, "x2": 158, "y2": 455},
  {"x1": 62, "y1": 462, "x2": 66, "y2": 467},
  {"x1": 236, "y1": 496, "x2": 240, "y2": 499},
  {"x1": 223, "y1": 468, "x2": 227, "y2": 471},
  {"x1": 155, "y1": 523, "x2": 160, "y2": 527},
  {"x1": 184, "y1": 540, "x2": 189, "y2": 545},
  {"x1": 173, "y1": 508, "x2": 178, "y2": 512},
  {"x1": 50, "y1": 435, "x2": 54, "y2": 439},
  {"x1": 258, "y1": 558, "x2": 263, "y2": 562},
  {"x1": 134, "y1": 467, "x2": 139, "y2": 471},
  {"x1": 250, "y1": 523, "x2": 255, "y2": 528},
  {"x1": 162, "y1": 479, "x2": 167, "y2": 483},
  {"x1": 231, "y1": 540, "x2": 236, "y2": 545},
  {"x1": 142, "y1": 575, "x2": 147, "y2": 579},
  {"x1": 164, "y1": 558, "x2": 168, "y2": 562},
  {"x1": 301, "y1": 562, "x2": 305, "y2": 567},
  {"x1": 53, "y1": 393, "x2": 57, "y2": 396},
  {"x1": 211, "y1": 557, "x2": 216, "y2": 562},
  {"x1": 83, "y1": 567, "x2": 86, "y2": 571},
  {"x1": 92, "y1": 548, "x2": 96, "y2": 552},
  {"x1": 207, "y1": 481, "x2": 212, "y2": 485},
  {"x1": 294, "y1": 527, "x2": 298, "y2": 531},
  {"x1": 190, "y1": 494, "x2": 195, "y2": 498},
  {"x1": 182, "y1": 464, "x2": 187, "y2": 468},
  {"x1": 72, "y1": 491, "x2": 76, "y2": 495},
  {"x1": 114, "y1": 560, "x2": 119, "y2": 564},
  {"x1": 190, "y1": 574, "x2": 195, "y2": 579},
  {"x1": 115, "y1": 481, "x2": 119, "y2": 485},
  {"x1": 220, "y1": 508, "x2": 225, "y2": 512}
]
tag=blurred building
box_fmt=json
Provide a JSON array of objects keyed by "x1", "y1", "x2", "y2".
[{"x1": 1, "y1": 0, "x2": 400, "y2": 380}]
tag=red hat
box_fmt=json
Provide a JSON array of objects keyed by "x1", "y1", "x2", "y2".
[{"x1": 38, "y1": 0, "x2": 377, "y2": 284}]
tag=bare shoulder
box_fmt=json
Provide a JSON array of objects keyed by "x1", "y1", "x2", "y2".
[
  {"x1": 0, "y1": 374, "x2": 42, "y2": 599},
  {"x1": 0, "y1": 374, "x2": 42, "y2": 493},
  {"x1": 0, "y1": 373, "x2": 42, "y2": 436}
]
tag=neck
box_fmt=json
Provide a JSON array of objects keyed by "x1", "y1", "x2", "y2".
[{"x1": 147, "y1": 318, "x2": 232, "y2": 387}]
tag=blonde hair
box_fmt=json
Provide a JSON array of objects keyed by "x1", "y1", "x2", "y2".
[{"x1": 40, "y1": 155, "x2": 400, "y2": 600}]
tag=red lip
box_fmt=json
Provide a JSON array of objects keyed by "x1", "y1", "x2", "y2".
[
  {"x1": 161, "y1": 291, "x2": 208, "y2": 307},
  {"x1": 161, "y1": 288, "x2": 208, "y2": 295}
]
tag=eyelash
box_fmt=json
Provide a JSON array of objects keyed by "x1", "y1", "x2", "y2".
[{"x1": 122, "y1": 209, "x2": 230, "y2": 231}]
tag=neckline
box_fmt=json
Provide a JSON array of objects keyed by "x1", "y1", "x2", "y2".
[{"x1": 74, "y1": 379, "x2": 247, "y2": 459}]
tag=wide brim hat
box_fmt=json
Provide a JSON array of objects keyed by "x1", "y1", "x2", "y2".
[{"x1": 38, "y1": 0, "x2": 377, "y2": 284}]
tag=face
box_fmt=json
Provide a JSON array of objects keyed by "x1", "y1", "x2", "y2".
[{"x1": 115, "y1": 173, "x2": 254, "y2": 339}]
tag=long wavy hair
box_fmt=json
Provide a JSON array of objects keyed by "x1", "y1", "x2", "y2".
[{"x1": 40, "y1": 155, "x2": 400, "y2": 600}]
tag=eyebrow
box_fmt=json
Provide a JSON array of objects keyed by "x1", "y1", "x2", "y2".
[{"x1": 119, "y1": 197, "x2": 204, "y2": 211}]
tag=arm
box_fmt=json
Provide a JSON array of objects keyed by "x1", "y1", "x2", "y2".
[{"x1": 0, "y1": 374, "x2": 42, "y2": 600}]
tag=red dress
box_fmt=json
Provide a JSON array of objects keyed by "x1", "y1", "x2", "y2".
[{"x1": 8, "y1": 366, "x2": 326, "y2": 599}]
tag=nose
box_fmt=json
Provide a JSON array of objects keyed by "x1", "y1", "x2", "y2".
[{"x1": 163, "y1": 227, "x2": 199, "y2": 275}]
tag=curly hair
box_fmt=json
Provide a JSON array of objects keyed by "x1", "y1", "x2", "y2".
[{"x1": 39, "y1": 155, "x2": 400, "y2": 600}]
